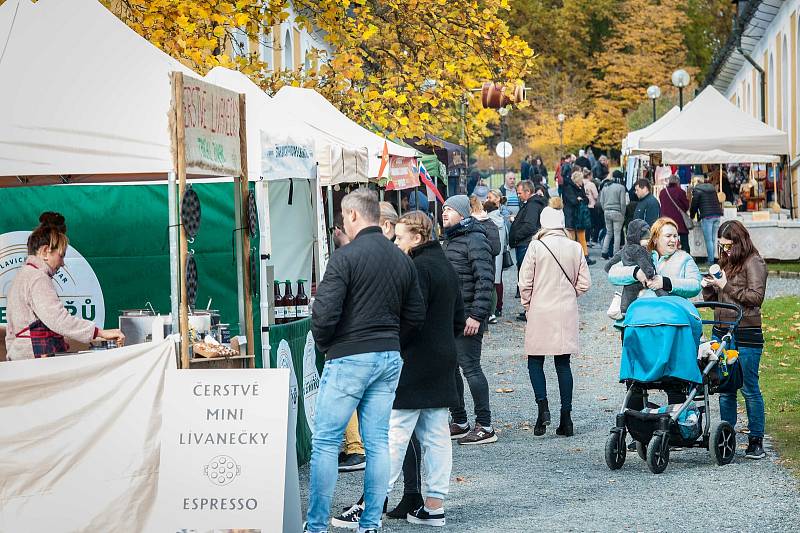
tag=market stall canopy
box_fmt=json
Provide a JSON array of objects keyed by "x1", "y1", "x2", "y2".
[
  {"x1": 408, "y1": 134, "x2": 467, "y2": 177},
  {"x1": 656, "y1": 148, "x2": 780, "y2": 165},
  {"x1": 638, "y1": 86, "x2": 789, "y2": 155},
  {"x1": 272, "y1": 86, "x2": 418, "y2": 178},
  {"x1": 622, "y1": 106, "x2": 681, "y2": 155},
  {"x1": 0, "y1": 0, "x2": 236, "y2": 186}
]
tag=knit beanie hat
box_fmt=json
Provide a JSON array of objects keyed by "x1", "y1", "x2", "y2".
[
  {"x1": 444, "y1": 195, "x2": 471, "y2": 219},
  {"x1": 539, "y1": 206, "x2": 565, "y2": 230}
]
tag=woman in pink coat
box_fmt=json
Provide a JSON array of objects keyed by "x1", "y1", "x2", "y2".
[{"x1": 519, "y1": 205, "x2": 591, "y2": 437}]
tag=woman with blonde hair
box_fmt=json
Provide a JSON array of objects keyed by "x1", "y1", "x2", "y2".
[
  {"x1": 379, "y1": 201, "x2": 399, "y2": 240},
  {"x1": 519, "y1": 206, "x2": 591, "y2": 436}
]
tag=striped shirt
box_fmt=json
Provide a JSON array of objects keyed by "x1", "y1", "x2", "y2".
[{"x1": 503, "y1": 185, "x2": 520, "y2": 216}]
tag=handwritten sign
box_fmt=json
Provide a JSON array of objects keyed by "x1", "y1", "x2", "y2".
[
  {"x1": 385, "y1": 156, "x2": 420, "y2": 191},
  {"x1": 178, "y1": 74, "x2": 243, "y2": 176},
  {"x1": 154, "y1": 369, "x2": 290, "y2": 531}
]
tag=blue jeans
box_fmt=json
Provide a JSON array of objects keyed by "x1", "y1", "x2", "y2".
[
  {"x1": 527, "y1": 355, "x2": 573, "y2": 412},
  {"x1": 701, "y1": 216, "x2": 720, "y2": 263},
  {"x1": 719, "y1": 346, "x2": 765, "y2": 438},
  {"x1": 515, "y1": 244, "x2": 529, "y2": 278},
  {"x1": 306, "y1": 351, "x2": 403, "y2": 532}
]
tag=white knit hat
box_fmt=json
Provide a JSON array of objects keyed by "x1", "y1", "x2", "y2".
[{"x1": 540, "y1": 207, "x2": 565, "y2": 230}]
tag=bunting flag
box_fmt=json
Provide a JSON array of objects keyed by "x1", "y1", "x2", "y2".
[
  {"x1": 419, "y1": 162, "x2": 445, "y2": 204},
  {"x1": 376, "y1": 139, "x2": 390, "y2": 179}
]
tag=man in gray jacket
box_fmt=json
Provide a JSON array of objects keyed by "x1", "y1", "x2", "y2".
[{"x1": 598, "y1": 170, "x2": 627, "y2": 258}]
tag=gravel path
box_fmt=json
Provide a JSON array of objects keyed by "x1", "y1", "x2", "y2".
[{"x1": 299, "y1": 247, "x2": 800, "y2": 532}]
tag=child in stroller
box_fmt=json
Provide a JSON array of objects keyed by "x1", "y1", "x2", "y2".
[{"x1": 604, "y1": 296, "x2": 743, "y2": 474}]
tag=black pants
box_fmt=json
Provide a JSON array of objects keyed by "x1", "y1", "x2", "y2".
[
  {"x1": 679, "y1": 233, "x2": 691, "y2": 255},
  {"x1": 401, "y1": 431, "x2": 422, "y2": 495},
  {"x1": 590, "y1": 206, "x2": 604, "y2": 242},
  {"x1": 451, "y1": 324, "x2": 492, "y2": 427}
]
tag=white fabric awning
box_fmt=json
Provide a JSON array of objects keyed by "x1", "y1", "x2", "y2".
[
  {"x1": 638, "y1": 86, "x2": 789, "y2": 155},
  {"x1": 648, "y1": 148, "x2": 781, "y2": 165},
  {"x1": 0, "y1": 0, "x2": 223, "y2": 185},
  {"x1": 622, "y1": 106, "x2": 681, "y2": 155},
  {"x1": 272, "y1": 86, "x2": 418, "y2": 178}
]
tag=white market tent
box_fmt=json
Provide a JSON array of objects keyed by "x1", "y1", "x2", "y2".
[
  {"x1": 0, "y1": 0, "x2": 210, "y2": 185},
  {"x1": 272, "y1": 86, "x2": 418, "y2": 178},
  {"x1": 657, "y1": 148, "x2": 779, "y2": 165},
  {"x1": 638, "y1": 86, "x2": 789, "y2": 156},
  {"x1": 622, "y1": 106, "x2": 681, "y2": 155}
]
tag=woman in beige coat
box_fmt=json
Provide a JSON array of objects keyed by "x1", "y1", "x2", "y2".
[{"x1": 519, "y1": 206, "x2": 591, "y2": 436}]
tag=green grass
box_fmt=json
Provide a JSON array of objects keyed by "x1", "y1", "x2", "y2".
[
  {"x1": 766, "y1": 262, "x2": 800, "y2": 272},
  {"x1": 760, "y1": 297, "x2": 800, "y2": 474},
  {"x1": 699, "y1": 297, "x2": 800, "y2": 474}
]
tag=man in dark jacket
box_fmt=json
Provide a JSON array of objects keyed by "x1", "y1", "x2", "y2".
[
  {"x1": 307, "y1": 189, "x2": 425, "y2": 533},
  {"x1": 690, "y1": 176, "x2": 724, "y2": 264},
  {"x1": 633, "y1": 179, "x2": 660, "y2": 226},
  {"x1": 509, "y1": 181, "x2": 547, "y2": 316},
  {"x1": 441, "y1": 194, "x2": 497, "y2": 445}
]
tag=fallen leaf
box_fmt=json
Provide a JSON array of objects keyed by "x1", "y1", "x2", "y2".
[
  {"x1": 455, "y1": 476, "x2": 467, "y2": 483},
  {"x1": 774, "y1": 342, "x2": 784, "y2": 348},
  {"x1": 598, "y1": 396, "x2": 609, "y2": 401},
  {"x1": 779, "y1": 362, "x2": 790, "y2": 367}
]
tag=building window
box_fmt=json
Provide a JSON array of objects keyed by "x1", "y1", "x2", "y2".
[
  {"x1": 260, "y1": 28, "x2": 273, "y2": 72},
  {"x1": 746, "y1": 82, "x2": 752, "y2": 115},
  {"x1": 283, "y1": 30, "x2": 293, "y2": 70},
  {"x1": 231, "y1": 27, "x2": 249, "y2": 58},
  {"x1": 782, "y1": 36, "x2": 789, "y2": 133},
  {"x1": 769, "y1": 53, "x2": 776, "y2": 126}
]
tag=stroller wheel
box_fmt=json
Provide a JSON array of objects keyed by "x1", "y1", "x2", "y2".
[
  {"x1": 646, "y1": 432, "x2": 670, "y2": 474},
  {"x1": 605, "y1": 431, "x2": 626, "y2": 470},
  {"x1": 710, "y1": 420, "x2": 736, "y2": 465},
  {"x1": 636, "y1": 441, "x2": 647, "y2": 462}
]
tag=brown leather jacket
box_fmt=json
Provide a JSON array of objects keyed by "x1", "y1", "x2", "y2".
[{"x1": 702, "y1": 254, "x2": 767, "y2": 329}]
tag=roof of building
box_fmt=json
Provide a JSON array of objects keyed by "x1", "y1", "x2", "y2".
[{"x1": 703, "y1": 0, "x2": 783, "y2": 95}]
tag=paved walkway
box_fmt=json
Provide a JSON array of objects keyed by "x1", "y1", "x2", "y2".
[{"x1": 300, "y1": 247, "x2": 800, "y2": 532}]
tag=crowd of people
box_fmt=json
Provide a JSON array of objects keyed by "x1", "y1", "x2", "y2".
[{"x1": 303, "y1": 149, "x2": 771, "y2": 532}]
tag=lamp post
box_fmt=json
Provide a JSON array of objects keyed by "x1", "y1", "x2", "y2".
[
  {"x1": 499, "y1": 106, "x2": 509, "y2": 176},
  {"x1": 557, "y1": 113, "x2": 565, "y2": 154},
  {"x1": 646, "y1": 85, "x2": 661, "y2": 123},
  {"x1": 671, "y1": 69, "x2": 690, "y2": 110}
]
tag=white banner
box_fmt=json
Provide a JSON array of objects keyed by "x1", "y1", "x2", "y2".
[
  {"x1": 0, "y1": 340, "x2": 174, "y2": 532},
  {"x1": 180, "y1": 74, "x2": 243, "y2": 176},
  {"x1": 260, "y1": 130, "x2": 316, "y2": 180},
  {"x1": 153, "y1": 369, "x2": 290, "y2": 531}
]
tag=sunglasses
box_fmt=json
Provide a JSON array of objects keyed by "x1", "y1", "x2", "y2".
[{"x1": 718, "y1": 242, "x2": 733, "y2": 252}]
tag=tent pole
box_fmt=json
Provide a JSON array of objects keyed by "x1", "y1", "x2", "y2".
[
  {"x1": 168, "y1": 171, "x2": 179, "y2": 338},
  {"x1": 397, "y1": 190, "x2": 402, "y2": 215},
  {"x1": 172, "y1": 72, "x2": 190, "y2": 369},
  {"x1": 236, "y1": 93, "x2": 255, "y2": 366},
  {"x1": 326, "y1": 185, "x2": 334, "y2": 256},
  {"x1": 257, "y1": 181, "x2": 272, "y2": 368}
]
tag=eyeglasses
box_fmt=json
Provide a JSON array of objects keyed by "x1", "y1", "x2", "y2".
[{"x1": 718, "y1": 242, "x2": 733, "y2": 252}]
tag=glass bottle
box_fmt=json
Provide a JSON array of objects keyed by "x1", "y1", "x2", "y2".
[
  {"x1": 296, "y1": 279, "x2": 310, "y2": 318},
  {"x1": 283, "y1": 280, "x2": 297, "y2": 322},
  {"x1": 273, "y1": 280, "x2": 285, "y2": 325}
]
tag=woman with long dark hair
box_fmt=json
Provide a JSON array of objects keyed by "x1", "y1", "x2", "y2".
[{"x1": 702, "y1": 220, "x2": 768, "y2": 459}]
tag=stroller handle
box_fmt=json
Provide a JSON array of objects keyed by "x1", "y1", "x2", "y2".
[{"x1": 693, "y1": 301, "x2": 744, "y2": 328}]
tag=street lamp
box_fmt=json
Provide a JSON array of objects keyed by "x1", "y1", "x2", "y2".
[
  {"x1": 646, "y1": 85, "x2": 661, "y2": 124},
  {"x1": 557, "y1": 113, "x2": 565, "y2": 154},
  {"x1": 498, "y1": 106, "x2": 510, "y2": 176},
  {"x1": 671, "y1": 69, "x2": 690, "y2": 110}
]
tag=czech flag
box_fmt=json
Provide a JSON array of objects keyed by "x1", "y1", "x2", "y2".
[{"x1": 419, "y1": 162, "x2": 445, "y2": 204}]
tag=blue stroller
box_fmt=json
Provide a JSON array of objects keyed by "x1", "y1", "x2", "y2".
[{"x1": 604, "y1": 296, "x2": 744, "y2": 474}]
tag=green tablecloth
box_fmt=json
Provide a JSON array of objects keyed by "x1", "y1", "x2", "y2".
[{"x1": 268, "y1": 317, "x2": 325, "y2": 466}]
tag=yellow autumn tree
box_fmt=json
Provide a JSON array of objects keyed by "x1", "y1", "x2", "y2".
[
  {"x1": 589, "y1": 0, "x2": 690, "y2": 147},
  {"x1": 105, "y1": 0, "x2": 534, "y2": 143}
]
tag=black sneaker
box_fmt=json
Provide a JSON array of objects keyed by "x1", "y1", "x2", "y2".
[
  {"x1": 495, "y1": 309, "x2": 503, "y2": 317},
  {"x1": 449, "y1": 422, "x2": 470, "y2": 439},
  {"x1": 586, "y1": 257, "x2": 596, "y2": 265},
  {"x1": 331, "y1": 502, "x2": 363, "y2": 529},
  {"x1": 488, "y1": 314, "x2": 498, "y2": 324},
  {"x1": 407, "y1": 506, "x2": 446, "y2": 527},
  {"x1": 338, "y1": 453, "x2": 366, "y2": 472},
  {"x1": 457, "y1": 425, "x2": 498, "y2": 445},
  {"x1": 745, "y1": 436, "x2": 767, "y2": 459},
  {"x1": 388, "y1": 493, "x2": 424, "y2": 519},
  {"x1": 516, "y1": 312, "x2": 527, "y2": 322}
]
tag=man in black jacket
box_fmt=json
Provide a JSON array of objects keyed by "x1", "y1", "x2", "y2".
[
  {"x1": 441, "y1": 194, "x2": 497, "y2": 445},
  {"x1": 633, "y1": 179, "x2": 661, "y2": 226},
  {"x1": 509, "y1": 181, "x2": 547, "y2": 315},
  {"x1": 690, "y1": 176, "x2": 724, "y2": 264},
  {"x1": 306, "y1": 189, "x2": 425, "y2": 533}
]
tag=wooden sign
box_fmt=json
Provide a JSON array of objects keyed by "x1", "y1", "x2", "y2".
[{"x1": 176, "y1": 74, "x2": 243, "y2": 176}]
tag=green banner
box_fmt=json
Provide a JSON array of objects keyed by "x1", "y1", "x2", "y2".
[
  {"x1": 268, "y1": 317, "x2": 325, "y2": 466},
  {"x1": 0, "y1": 183, "x2": 261, "y2": 359}
]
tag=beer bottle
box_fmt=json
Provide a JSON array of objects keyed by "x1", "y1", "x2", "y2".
[
  {"x1": 296, "y1": 279, "x2": 310, "y2": 318},
  {"x1": 283, "y1": 280, "x2": 297, "y2": 322},
  {"x1": 273, "y1": 281, "x2": 285, "y2": 324}
]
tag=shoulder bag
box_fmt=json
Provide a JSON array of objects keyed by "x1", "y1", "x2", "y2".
[
  {"x1": 665, "y1": 188, "x2": 694, "y2": 230},
  {"x1": 537, "y1": 239, "x2": 578, "y2": 296}
]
